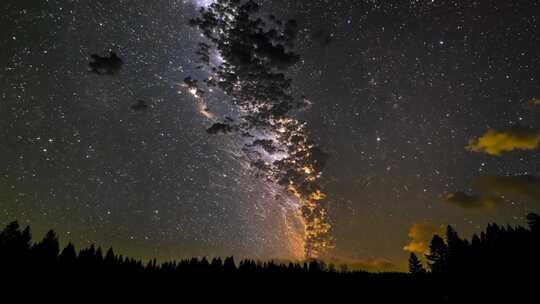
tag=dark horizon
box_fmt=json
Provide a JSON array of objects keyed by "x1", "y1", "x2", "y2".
[{"x1": 2, "y1": 212, "x2": 539, "y2": 272}]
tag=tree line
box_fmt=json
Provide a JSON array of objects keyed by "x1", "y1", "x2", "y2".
[
  {"x1": 0, "y1": 221, "x2": 340, "y2": 275},
  {"x1": 408, "y1": 212, "x2": 540, "y2": 275},
  {"x1": 1, "y1": 213, "x2": 538, "y2": 300},
  {"x1": 2, "y1": 213, "x2": 538, "y2": 277}
]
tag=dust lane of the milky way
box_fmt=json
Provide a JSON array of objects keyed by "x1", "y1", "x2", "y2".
[{"x1": 1, "y1": 0, "x2": 539, "y2": 270}]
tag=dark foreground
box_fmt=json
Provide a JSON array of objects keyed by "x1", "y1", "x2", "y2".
[{"x1": 1, "y1": 215, "x2": 539, "y2": 301}]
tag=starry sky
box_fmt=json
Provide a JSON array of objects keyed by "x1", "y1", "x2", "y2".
[{"x1": 1, "y1": 0, "x2": 539, "y2": 270}]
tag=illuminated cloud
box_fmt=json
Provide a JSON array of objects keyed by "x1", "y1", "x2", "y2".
[
  {"x1": 403, "y1": 222, "x2": 445, "y2": 254},
  {"x1": 445, "y1": 175, "x2": 540, "y2": 209},
  {"x1": 467, "y1": 128, "x2": 540, "y2": 155},
  {"x1": 529, "y1": 98, "x2": 540, "y2": 106}
]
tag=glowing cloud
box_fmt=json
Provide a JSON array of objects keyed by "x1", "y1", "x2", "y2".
[
  {"x1": 403, "y1": 222, "x2": 445, "y2": 254},
  {"x1": 529, "y1": 98, "x2": 540, "y2": 106},
  {"x1": 467, "y1": 128, "x2": 540, "y2": 155}
]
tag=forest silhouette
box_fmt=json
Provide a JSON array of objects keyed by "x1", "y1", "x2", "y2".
[{"x1": 1, "y1": 213, "x2": 538, "y2": 300}]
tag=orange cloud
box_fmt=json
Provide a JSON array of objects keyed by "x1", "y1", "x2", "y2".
[
  {"x1": 529, "y1": 98, "x2": 540, "y2": 106},
  {"x1": 467, "y1": 128, "x2": 540, "y2": 155},
  {"x1": 403, "y1": 222, "x2": 445, "y2": 254}
]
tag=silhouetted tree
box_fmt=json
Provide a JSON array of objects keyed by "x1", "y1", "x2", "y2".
[
  {"x1": 59, "y1": 242, "x2": 77, "y2": 267},
  {"x1": 104, "y1": 247, "x2": 117, "y2": 271},
  {"x1": 223, "y1": 256, "x2": 236, "y2": 272},
  {"x1": 210, "y1": 257, "x2": 223, "y2": 272},
  {"x1": 31, "y1": 229, "x2": 60, "y2": 265},
  {"x1": 527, "y1": 213, "x2": 540, "y2": 233},
  {"x1": 95, "y1": 246, "x2": 104, "y2": 262},
  {"x1": 309, "y1": 260, "x2": 323, "y2": 273},
  {"x1": 328, "y1": 263, "x2": 336, "y2": 273},
  {"x1": 408, "y1": 253, "x2": 425, "y2": 274},
  {"x1": 0, "y1": 221, "x2": 32, "y2": 269},
  {"x1": 445, "y1": 225, "x2": 468, "y2": 273},
  {"x1": 426, "y1": 235, "x2": 448, "y2": 273},
  {"x1": 1, "y1": 210, "x2": 539, "y2": 302}
]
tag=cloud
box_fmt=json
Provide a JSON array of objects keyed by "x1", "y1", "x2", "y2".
[
  {"x1": 529, "y1": 98, "x2": 540, "y2": 106},
  {"x1": 206, "y1": 123, "x2": 234, "y2": 135},
  {"x1": 445, "y1": 175, "x2": 540, "y2": 209},
  {"x1": 443, "y1": 192, "x2": 501, "y2": 209},
  {"x1": 467, "y1": 127, "x2": 540, "y2": 155},
  {"x1": 88, "y1": 52, "x2": 123, "y2": 75},
  {"x1": 131, "y1": 100, "x2": 149, "y2": 112},
  {"x1": 475, "y1": 175, "x2": 540, "y2": 203},
  {"x1": 403, "y1": 222, "x2": 445, "y2": 254}
]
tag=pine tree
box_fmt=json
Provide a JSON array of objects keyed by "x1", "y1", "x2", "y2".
[
  {"x1": 32, "y1": 230, "x2": 60, "y2": 262},
  {"x1": 426, "y1": 235, "x2": 448, "y2": 273},
  {"x1": 104, "y1": 247, "x2": 116, "y2": 269},
  {"x1": 0, "y1": 221, "x2": 32, "y2": 267},
  {"x1": 21, "y1": 226, "x2": 32, "y2": 251},
  {"x1": 408, "y1": 253, "x2": 425, "y2": 274},
  {"x1": 210, "y1": 257, "x2": 223, "y2": 271},
  {"x1": 527, "y1": 213, "x2": 540, "y2": 233},
  {"x1": 445, "y1": 225, "x2": 467, "y2": 272},
  {"x1": 223, "y1": 256, "x2": 236, "y2": 272},
  {"x1": 59, "y1": 243, "x2": 77, "y2": 264}
]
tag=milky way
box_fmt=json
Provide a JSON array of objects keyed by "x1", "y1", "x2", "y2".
[
  {"x1": 184, "y1": 0, "x2": 336, "y2": 259},
  {"x1": 2, "y1": 0, "x2": 540, "y2": 269},
  {"x1": 186, "y1": 0, "x2": 318, "y2": 259}
]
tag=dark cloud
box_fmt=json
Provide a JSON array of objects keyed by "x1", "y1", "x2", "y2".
[
  {"x1": 183, "y1": 77, "x2": 206, "y2": 98},
  {"x1": 250, "y1": 159, "x2": 270, "y2": 171},
  {"x1": 476, "y1": 175, "x2": 540, "y2": 203},
  {"x1": 131, "y1": 100, "x2": 149, "y2": 112},
  {"x1": 445, "y1": 175, "x2": 540, "y2": 209},
  {"x1": 206, "y1": 123, "x2": 234, "y2": 135},
  {"x1": 88, "y1": 52, "x2": 123, "y2": 75},
  {"x1": 443, "y1": 192, "x2": 501, "y2": 209}
]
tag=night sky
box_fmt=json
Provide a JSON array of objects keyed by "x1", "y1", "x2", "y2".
[{"x1": 2, "y1": 0, "x2": 539, "y2": 271}]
